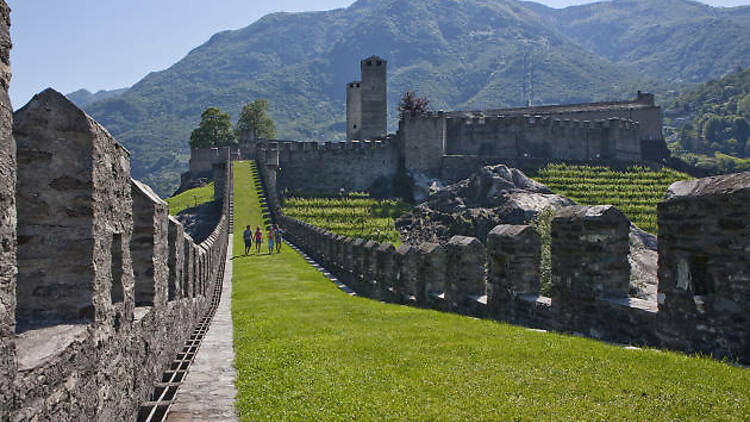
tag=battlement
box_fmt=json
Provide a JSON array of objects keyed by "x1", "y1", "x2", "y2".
[
  {"x1": 1, "y1": 83, "x2": 233, "y2": 418},
  {"x1": 269, "y1": 170, "x2": 750, "y2": 363}
]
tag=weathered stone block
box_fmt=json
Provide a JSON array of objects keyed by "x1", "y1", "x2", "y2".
[
  {"x1": 183, "y1": 234, "x2": 195, "y2": 298},
  {"x1": 486, "y1": 225, "x2": 541, "y2": 314},
  {"x1": 551, "y1": 205, "x2": 630, "y2": 300},
  {"x1": 131, "y1": 179, "x2": 169, "y2": 308},
  {"x1": 419, "y1": 242, "x2": 446, "y2": 303},
  {"x1": 657, "y1": 172, "x2": 750, "y2": 361},
  {"x1": 446, "y1": 236, "x2": 486, "y2": 307},
  {"x1": 376, "y1": 242, "x2": 397, "y2": 298},
  {"x1": 168, "y1": 217, "x2": 185, "y2": 300},
  {"x1": 362, "y1": 240, "x2": 379, "y2": 285},
  {"x1": 396, "y1": 245, "x2": 420, "y2": 301},
  {"x1": 14, "y1": 89, "x2": 134, "y2": 330}
]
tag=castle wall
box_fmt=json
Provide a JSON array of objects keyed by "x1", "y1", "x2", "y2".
[
  {"x1": 441, "y1": 115, "x2": 641, "y2": 162},
  {"x1": 0, "y1": 0, "x2": 14, "y2": 406},
  {"x1": 258, "y1": 140, "x2": 399, "y2": 196},
  {"x1": 2, "y1": 88, "x2": 232, "y2": 420}
]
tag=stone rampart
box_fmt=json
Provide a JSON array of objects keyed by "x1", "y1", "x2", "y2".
[
  {"x1": 257, "y1": 139, "x2": 400, "y2": 196},
  {"x1": 273, "y1": 172, "x2": 750, "y2": 363},
  {"x1": 1, "y1": 86, "x2": 232, "y2": 420}
]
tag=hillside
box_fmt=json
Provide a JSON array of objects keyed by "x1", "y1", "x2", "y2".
[
  {"x1": 664, "y1": 67, "x2": 750, "y2": 173},
  {"x1": 66, "y1": 87, "x2": 128, "y2": 108},
  {"x1": 526, "y1": 0, "x2": 750, "y2": 84},
  {"x1": 81, "y1": 0, "x2": 659, "y2": 196}
]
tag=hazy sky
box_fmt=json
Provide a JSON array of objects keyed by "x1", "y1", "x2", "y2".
[{"x1": 7, "y1": 0, "x2": 750, "y2": 108}]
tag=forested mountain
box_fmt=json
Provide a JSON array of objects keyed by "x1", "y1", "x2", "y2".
[
  {"x1": 67, "y1": 88, "x2": 128, "y2": 108},
  {"x1": 77, "y1": 0, "x2": 749, "y2": 195},
  {"x1": 664, "y1": 67, "x2": 750, "y2": 173},
  {"x1": 525, "y1": 0, "x2": 750, "y2": 84}
]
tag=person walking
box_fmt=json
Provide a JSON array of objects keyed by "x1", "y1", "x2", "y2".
[
  {"x1": 267, "y1": 226, "x2": 275, "y2": 255},
  {"x1": 254, "y1": 226, "x2": 263, "y2": 255},
  {"x1": 243, "y1": 225, "x2": 252, "y2": 256},
  {"x1": 274, "y1": 224, "x2": 283, "y2": 253}
]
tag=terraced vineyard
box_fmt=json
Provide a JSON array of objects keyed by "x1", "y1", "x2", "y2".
[
  {"x1": 534, "y1": 164, "x2": 691, "y2": 233},
  {"x1": 282, "y1": 193, "x2": 410, "y2": 245}
]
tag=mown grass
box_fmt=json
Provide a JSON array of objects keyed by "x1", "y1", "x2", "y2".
[
  {"x1": 282, "y1": 194, "x2": 410, "y2": 245},
  {"x1": 533, "y1": 164, "x2": 690, "y2": 233},
  {"x1": 165, "y1": 182, "x2": 214, "y2": 216},
  {"x1": 231, "y1": 161, "x2": 749, "y2": 421}
]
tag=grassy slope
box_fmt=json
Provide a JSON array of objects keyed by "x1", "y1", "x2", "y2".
[
  {"x1": 231, "y1": 161, "x2": 749, "y2": 421},
  {"x1": 165, "y1": 182, "x2": 214, "y2": 216}
]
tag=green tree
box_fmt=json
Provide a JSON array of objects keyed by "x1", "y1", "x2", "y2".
[
  {"x1": 235, "y1": 99, "x2": 276, "y2": 141},
  {"x1": 189, "y1": 107, "x2": 236, "y2": 148}
]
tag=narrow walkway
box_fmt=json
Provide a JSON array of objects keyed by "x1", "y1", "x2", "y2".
[{"x1": 166, "y1": 235, "x2": 237, "y2": 422}]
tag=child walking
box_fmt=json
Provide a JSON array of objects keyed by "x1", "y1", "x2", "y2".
[
  {"x1": 254, "y1": 226, "x2": 263, "y2": 255},
  {"x1": 267, "y1": 226, "x2": 275, "y2": 254}
]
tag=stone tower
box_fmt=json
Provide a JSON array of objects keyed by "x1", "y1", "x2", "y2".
[
  {"x1": 347, "y1": 56, "x2": 387, "y2": 140},
  {"x1": 346, "y1": 81, "x2": 362, "y2": 140}
]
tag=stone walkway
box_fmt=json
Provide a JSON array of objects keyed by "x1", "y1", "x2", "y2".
[{"x1": 167, "y1": 235, "x2": 237, "y2": 422}]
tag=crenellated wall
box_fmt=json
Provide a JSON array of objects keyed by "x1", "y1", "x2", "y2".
[
  {"x1": 256, "y1": 139, "x2": 400, "y2": 195},
  {"x1": 270, "y1": 171, "x2": 750, "y2": 363},
  {"x1": 0, "y1": 86, "x2": 232, "y2": 420}
]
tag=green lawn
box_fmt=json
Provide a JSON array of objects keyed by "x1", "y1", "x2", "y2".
[
  {"x1": 165, "y1": 182, "x2": 215, "y2": 216},
  {"x1": 231, "y1": 161, "x2": 749, "y2": 421}
]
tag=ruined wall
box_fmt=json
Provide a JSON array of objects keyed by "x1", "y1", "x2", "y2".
[
  {"x1": 258, "y1": 139, "x2": 399, "y2": 196},
  {"x1": 274, "y1": 172, "x2": 750, "y2": 363},
  {"x1": 1, "y1": 88, "x2": 232, "y2": 420}
]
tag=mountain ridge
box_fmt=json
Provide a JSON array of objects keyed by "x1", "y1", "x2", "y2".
[{"x1": 77, "y1": 0, "x2": 748, "y2": 195}]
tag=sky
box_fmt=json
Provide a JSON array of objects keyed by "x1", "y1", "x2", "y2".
[{"x1": 7, "y1": 0, "x2": 750, "y2": 108}]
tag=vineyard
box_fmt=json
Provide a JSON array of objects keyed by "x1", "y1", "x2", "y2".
[
  {"x1": 534, "y1": 164, "x2": 690, "y2": 233},
  {"x1": 282, "y1": 193, "x2": 410, "y2": 245}
]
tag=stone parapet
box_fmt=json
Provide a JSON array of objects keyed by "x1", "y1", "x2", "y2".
[{"x1": 278, "y1": 171, "x2": 750, "y2": 363}]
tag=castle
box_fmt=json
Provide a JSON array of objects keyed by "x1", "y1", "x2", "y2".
[{"x1": 184, "y1": 56, "x2": 670, "y2": 198}]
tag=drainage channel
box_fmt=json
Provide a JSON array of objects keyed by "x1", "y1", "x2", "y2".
[{"x1": 136, "y1": 248, "x2": 228, "y2": 422}]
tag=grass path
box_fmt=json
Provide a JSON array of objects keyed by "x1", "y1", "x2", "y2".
[{"x1": 230, "y1": 161, "x2": 749, "y2": 421}]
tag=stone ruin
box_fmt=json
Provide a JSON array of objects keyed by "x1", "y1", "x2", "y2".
[
  {"x1": 0, "y1": 6, "x2": 233, "y2": 417},
  {"x1": 263, "y1": 150, "x2": 750, "y2": 362}
]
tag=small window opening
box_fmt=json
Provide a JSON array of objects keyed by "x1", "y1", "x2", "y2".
[
  {"x1": 376, "y1": 60, "x2": 382, "y2": 66},
  {"x1": 367, "y1": 61, "x2": 372, "y2": 66},
  {"x1": 111, "y1": 233, "x2": 124, "y2": 304},
  {"x1": 690, "y1": 255, "x2": 713, "y2": 295},
  {"x1": 353, "y1": 124, "x2": 357, "y2": 129}
]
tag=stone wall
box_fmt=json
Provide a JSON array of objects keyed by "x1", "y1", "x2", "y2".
[
  {"x1": 656, "y1": 173, "x2": 750, "y2": 360},
  {"x1": 258, "y1": 139, "x2": 400, "y2": 196},
  {"x1": 273, "y1": 172, "x2": 750, "y2": 363},
  {"x1": 1, "y1": 88, "x2": 232, "y2": 420},
  {"x1": 0, "y1": 0, "x2": 14, "y2": 407}
]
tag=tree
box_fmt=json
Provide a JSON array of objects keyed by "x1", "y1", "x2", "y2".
[
  {"x1": 398, "y1": 91, "x2": 430, "y2": 119},
  {"x1": 189, "y1": 107, "x2": 235, "y2": 148},
  {"x1": 235, "y1": 99, "x2": 276, "y2": 141}
]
